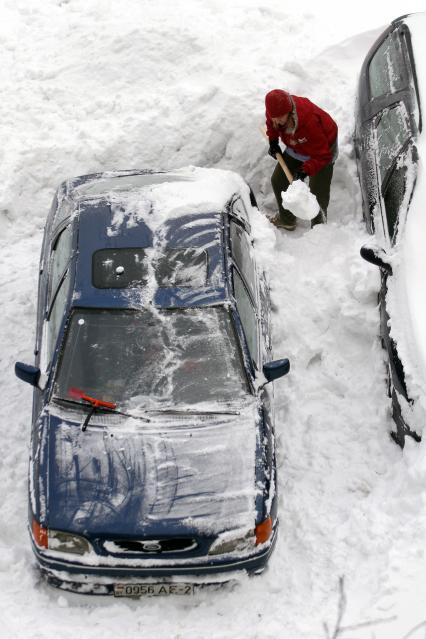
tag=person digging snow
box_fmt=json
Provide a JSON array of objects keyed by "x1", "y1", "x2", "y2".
[{"x1": 265, "y1": 89, "x2": 338, "y2": 230}]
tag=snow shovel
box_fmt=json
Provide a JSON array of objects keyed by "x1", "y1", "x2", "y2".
[
  {"x1": 259, "y1": 125, "x2": 294, "y2": 183},
  {"x1": 260, "y1": 126, "x2": 325, "y2": 224},
  {"x1": 276, "y1": 152, "x2": 294, "y2": 184}
]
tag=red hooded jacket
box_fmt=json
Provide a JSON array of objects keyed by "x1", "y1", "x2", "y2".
[{"x1": 266, "y1": 95, "x2": 338, "y2": 176}]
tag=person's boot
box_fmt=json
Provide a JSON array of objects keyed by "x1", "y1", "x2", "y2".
[
  {"x1": 271, "y1": 215, "x2": 296, "y2": 230},
  {"x1": 271, "y1": 210, "x2": 297, "y2": 231},
  {"x1": 311, "y1": 210, "x2": 326, "y2": 228}
]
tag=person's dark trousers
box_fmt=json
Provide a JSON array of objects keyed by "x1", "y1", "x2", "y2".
[
  {"x1": 309, "y1": 161, "x2": 334, "y2": 227},
  {"x1": 271, "y1": 151, "x2": 334, "y2": 227}
]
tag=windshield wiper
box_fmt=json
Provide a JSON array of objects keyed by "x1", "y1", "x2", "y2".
[
  {"x1": 62, "y1": 389, "x2": 118, "y2": 431},
  {"x1": 81, "y1": 395, "x2": 118, "y2": 431},
  {"x1": 53, "y1": 388, "x2": 150, "y2": 430},
  {"x1": 146, "y1": 408, "x2": 241, "y2": 416}
]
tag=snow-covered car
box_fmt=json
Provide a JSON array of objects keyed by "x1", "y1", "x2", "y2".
[
  {"x1": 355, "y1": 13, "x2": 426, "y2": 445},
  {"x1": 15, "y1": 167, "x2": 289, "y2": 595}
]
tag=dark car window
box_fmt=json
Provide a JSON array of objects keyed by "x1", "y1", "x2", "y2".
[
  {"x1": 376, "y1": 104, "x2": 410, "y2": 184},
  {"x1": 231, "y1": 197, "x2": 250, "y2": 226},
  {"x1": 233, "y1": 269, "x2": 258, "y2": 367},
  {"x1": 48, "y1": 271, "x2": 71, "y2": 362},
  {"x1": 92, "y1": 248, "x2": 208, "y2": 288},
  {"x1": 54, "y1": 197, "x2": 75, "y2": 229},
  {"x1": 230, "y1": 221, "x2": 257, "y2": 300},
  {"x1": 73, "y1": 173, "x2": 192, "y2": 197},
  {"x1": 50, "y1": 225, "x2": 73, "y2": 302},
  {"x1": 368, "y1": 32, "x2": 405, "y2": 99},
  {"x1": 53, "y1": 306, "x2": 249, "y2": 409},
  {"x1": 382, "y1": 145, "x2": 413, "y2": 243},
  {"x1": 93, "y1": 248, "x2": 148, "y2": 288}
]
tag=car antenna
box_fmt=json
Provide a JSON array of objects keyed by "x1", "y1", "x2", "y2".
[{"x1": 69, "y1": 387, "x2": 117, "y2": 431}]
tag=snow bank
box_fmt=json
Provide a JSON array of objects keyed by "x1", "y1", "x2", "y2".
[{"x1": 3, "y1": 1, "x2": 426, "y2": 638}]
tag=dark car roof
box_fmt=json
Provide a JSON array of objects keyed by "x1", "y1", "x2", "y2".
[{"x1": 59, "y1": 170, "x2": 238, "y2": 311}]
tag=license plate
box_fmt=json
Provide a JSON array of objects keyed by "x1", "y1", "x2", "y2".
[{"x1": 114, "y1": 583, "x2": 194, "y2": 597}]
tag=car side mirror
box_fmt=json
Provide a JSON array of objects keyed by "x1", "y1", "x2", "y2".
[
  {"x1": 263, "y1": 358, "x2": 290, "y2": 383},
  {"x1": 15, "y1": 362, "x2": 41, "y2": 387},
  {"x1": 360, "y1": 245, "x2": 392, "y2": 275}
]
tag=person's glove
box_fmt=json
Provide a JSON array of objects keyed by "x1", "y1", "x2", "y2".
[
  {"x1": 268, "y1": 139, "x2": 282, "y2": 159},
  {"x1": 293, "y1": 170, "x2": 307, "y2": 181}
]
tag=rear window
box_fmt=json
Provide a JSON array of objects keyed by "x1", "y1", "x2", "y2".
[
  {"x1": 92, "y1": 248, "x2": 208, "y2": 288},
  {"x1": 74, "y1": 173, "x2": 193, "y2": 197}
]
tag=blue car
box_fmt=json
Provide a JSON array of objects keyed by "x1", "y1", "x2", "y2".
[{"x1": 15, "y1": 168, "x2": 289, "y2": 596}]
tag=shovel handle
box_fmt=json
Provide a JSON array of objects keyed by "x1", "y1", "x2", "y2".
[
  {"x1": 259, "y1": 125, "x2": 293, "y2": 184},
  {"x1": 276, "y1": 152, "x2": 293, "y2": 184}
]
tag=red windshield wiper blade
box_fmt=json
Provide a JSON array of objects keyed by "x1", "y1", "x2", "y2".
[{"x1": 69, "y1": 387, "x2": 118, "y2": 431}]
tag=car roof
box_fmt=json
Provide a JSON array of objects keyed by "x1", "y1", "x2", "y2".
[{"x1": 58, "y1": 168, "x2": 250, "y2": 311}]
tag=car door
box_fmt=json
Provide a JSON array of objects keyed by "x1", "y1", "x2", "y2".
[
  {"x1": 228, "y1": 205, "x2": 277, "y2": 521},
  {"x1": 33, "y1": 222, "x2": 74, "y2": 420},
  {"x1": 229, "y1": 218, "x2": 259, "y2": 363},
  {"x1": 228, "y1": 197, "x2": 273, "y2": 364},
  {"x1": 373, "y1": 102, "x2": 414, "y2": 246}
]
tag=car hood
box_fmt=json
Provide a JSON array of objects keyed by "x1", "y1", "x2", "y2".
[{"x1": 41, "y1": 404, "x2": 258, "y2": 537}]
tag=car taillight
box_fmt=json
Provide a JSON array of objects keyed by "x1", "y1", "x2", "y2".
[
  {"x1": 31, "y1": 518, "x2": 48, "y2": 548},
  {"x1": 255, "y1": 517, "x2": 273, "y2": 545}
]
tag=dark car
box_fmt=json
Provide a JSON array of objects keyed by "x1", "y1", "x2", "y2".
[
  {"x1": 15, "y1": 167, "x2": 289, "y2": 595},
  {"x1": 355, "y1": 13, "x2": 426, "y2": 445}
]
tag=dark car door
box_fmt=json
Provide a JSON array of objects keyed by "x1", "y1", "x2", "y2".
[
  {"x1": 33, "y1": 220, "x2": 74, "y2": 420},
  {"x1": 228, "y1": 200, "x2": 276, "y2": 523},
  {"x1": 374, "y1": 103, "x2": 414, "y2": 244},
  {"x1": 370, "y1": 104, "x2": 416, "y2": 418}
]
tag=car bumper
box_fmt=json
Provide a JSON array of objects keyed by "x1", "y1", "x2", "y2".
[{"x1": 32, "y1": 529, "x2": 278, "y2": 594}]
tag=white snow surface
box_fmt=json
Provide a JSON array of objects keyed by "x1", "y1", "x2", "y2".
[
  {"x1": 3, "y1": 1, "x2": 426, "y2": 638},
  {"x1": 281, "y1": 179, "x2": 319, "y2": 220}
]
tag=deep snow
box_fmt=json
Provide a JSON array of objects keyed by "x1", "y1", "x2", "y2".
[{"x1": 3, "y1": 1, "x2": 426, "y2": 638}]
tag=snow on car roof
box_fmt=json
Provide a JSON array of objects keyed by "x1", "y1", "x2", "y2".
[
  {"x1": 70, "y1": 167, "x2": 254, "y2": 310},
  {"x1": 70, "y1": 166, "x2": 250, "y2": 225}
]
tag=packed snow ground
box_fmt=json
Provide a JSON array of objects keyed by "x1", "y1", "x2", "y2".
[{"x1": 2, "y1": 1, "x2": 426, "y2": 638}]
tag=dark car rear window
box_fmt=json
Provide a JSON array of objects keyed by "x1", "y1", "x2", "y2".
[
  {"x1": 92, "y1": 248, "x2": 208, "y2": 288},
  {"x1": 53, "y1": 306, "x2": 248, "y2": 409}
]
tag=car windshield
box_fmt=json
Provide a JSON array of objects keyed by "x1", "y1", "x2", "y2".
[{"x1": 53, "y1": 306, "x2": 249, "y2": 410}]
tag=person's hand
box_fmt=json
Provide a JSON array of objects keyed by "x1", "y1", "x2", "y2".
[
  {"x1": 268, "y1": 139, "x2": 281, "y2": 159},
  {"x1": 293, "y1": 170, "x2": 307, "y2": 181}
]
